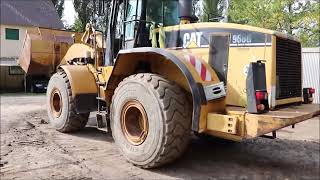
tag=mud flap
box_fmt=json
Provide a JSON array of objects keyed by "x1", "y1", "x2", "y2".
[{"x1": 74, "y1": 94, "x2": 97, "y2": 113}]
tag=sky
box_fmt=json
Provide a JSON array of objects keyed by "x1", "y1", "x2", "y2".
[
  {"x1": 60, "y1": 0, "x2": 202, "y2": 27},
  {"x1": 61, "y1": 0, "x2": 76, "y2": 27}
]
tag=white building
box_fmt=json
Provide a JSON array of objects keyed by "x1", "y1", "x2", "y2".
[
  {"x1": 0, "y1": 0, "x2": 63, "y2": 91},
  {"x1": 302, "y1": 47, "x2": 320, "y2": 104}
]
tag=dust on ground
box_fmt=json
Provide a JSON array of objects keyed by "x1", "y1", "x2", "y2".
[{"x1": 1, "y1": 94, "x2": 319, "y2": 180}]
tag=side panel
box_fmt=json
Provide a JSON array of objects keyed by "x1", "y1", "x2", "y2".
[
  {"x1": 161, "y1": 26, "x2": 274, "y2": 108},
  {"x1": 226, "y1": 46, "x2": 273, "y2": 107}
]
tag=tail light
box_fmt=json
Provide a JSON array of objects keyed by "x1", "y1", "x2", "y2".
[
  {"x1": 246, "y1": 61, "x2": 269, "y2": 114},
  {"x1": 303, "y1": 88, "x2": 315, "y2": 104},
  {"x1": 255, "y1": 90, "x2": 268, "y2": 112},
  {"x1": 256, "y1": 91, "x2": 268, "y2": 101},
  {"x1": 309, "y1": 88, "x2": 315, "y2": 94}
]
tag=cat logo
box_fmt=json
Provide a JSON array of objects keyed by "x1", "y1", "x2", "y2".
[{"x1": 183, "y1": 32, "x2": 203, "y2": 48}]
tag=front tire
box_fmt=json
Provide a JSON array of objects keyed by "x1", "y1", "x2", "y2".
[
  {"x1": 111, "y1": 73, "x2": 192, "y2": 168},
  {"x1": 46, "y1": 71, "x2": 89, "y2": 132}
]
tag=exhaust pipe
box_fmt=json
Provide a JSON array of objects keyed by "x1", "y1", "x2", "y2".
[{"x1": 179, "y1": 0, "x2": 193, "y2": 24}]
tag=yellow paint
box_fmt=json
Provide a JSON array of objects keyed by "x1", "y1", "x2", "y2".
[
  {"x1": 162, "y1": 49, "x2": 228, "y2": 132},
  {"x1": 186, "y1": 41, "x2": 199, "y2": 48},
  {"x1": 226, "y1": 107, "x2": 246, "y2": 136},
  {"x1": 170, "y1": 48, "x2": 220, "y2": 84},
  {"x1": 179, "y1": 19, "x2": 191, "y2": 25},
  {"x1": 205, "y1": 102, "x2": 319, "y2": 141},
  {"x1": 276, "y1": 97, "x2": 302, "y2": 106},
  {"x1": 34, "y1": 21, "x2": 309, "y2": 143},
  {"x1": 164, "y1": 22, "x2": 277, "y2": 35},
  {"x1": 204, "y1": 130, "x2": 243, "y2": 142},
  {"x1": 222, "y1": 103, "x2": 319, "y2": 140},
  {"x1": 101, "y1": 66, "x2": 114, "y2": 84},
  {"x1": 60, "y1": 65, "x2": 97, "y2": 97},
  {"x1": 244, "y1": 116, "x2": 259, "y2": 138},
  {"x1": 81, "y1": 23, "x2": 106, "y2": 48},
  {"x1": 226, "y1": 46, "x2": 273, "y2": 107},
  {"x1": 271, "y1": 36, "x2": 277, "y2": 87},
  {"x1": 198, "y1": 99, "x2": 226, "y2": 132},
  {"x1": 60, "y1": 43, "x2": 94, "y2": 64},
  {"x1": 18, "y1": 27, "x2": 79, "y2": 75},
  {"x1": 206, "y1": 113, "x2": 237, "y2": 134}
]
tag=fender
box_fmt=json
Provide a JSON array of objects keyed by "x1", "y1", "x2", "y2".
[
  {"x1": 107, "y1": 47, "x2": 206, "y2": 132},
  {"x1": 59, "y1": 65, "x2": 98, "y2": 113}
]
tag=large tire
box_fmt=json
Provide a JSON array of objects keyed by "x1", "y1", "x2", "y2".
[
  {"x1": 111, "y1": 73, "x2": 192, "y2": 168},
  {"x1": 46, "y1": 71, "x2": 89, "y2": 132}
]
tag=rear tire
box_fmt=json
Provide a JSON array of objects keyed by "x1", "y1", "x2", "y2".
[
  {"x1": 46, "y1": 71, "x2": 89, "y2": 132},
  {"x1": 111, "y1": 73, "x2": 192, "y2": 168}
]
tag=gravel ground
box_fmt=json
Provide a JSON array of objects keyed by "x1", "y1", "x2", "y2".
[{"x1": 0, "y1": 94, "x2": 319, "y2": 180}]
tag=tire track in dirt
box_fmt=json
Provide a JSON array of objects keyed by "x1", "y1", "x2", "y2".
[{"x1": 1, "y1": 95, "x2": 319, "y2": 179}]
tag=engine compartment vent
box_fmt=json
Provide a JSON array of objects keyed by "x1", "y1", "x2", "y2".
[{"x1": 276, "y1": 37, "x2": 302, "y2": 100}]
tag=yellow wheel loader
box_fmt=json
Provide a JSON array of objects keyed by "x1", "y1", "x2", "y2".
[{"x1": 23, "y1": 0, "x2": 319, "y2": 168}]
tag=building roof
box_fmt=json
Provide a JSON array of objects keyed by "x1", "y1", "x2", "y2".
[{"x1": 0, "y1": 0, "x2": 64, "y2": 29}]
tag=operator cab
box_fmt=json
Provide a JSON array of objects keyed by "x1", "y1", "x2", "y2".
[{"x1": 105, "y1": 0, "x2": 180, "y2": 65}]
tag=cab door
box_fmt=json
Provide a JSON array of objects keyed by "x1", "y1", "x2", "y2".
[
  {"x1": 123, "y1": 0, "x2": 142, "y2": 48},
  {"x1": 123, "y1": 0, "x2": 149, "y2": 48}
]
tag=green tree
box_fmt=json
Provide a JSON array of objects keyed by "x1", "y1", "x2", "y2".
[
  {"x1": 72, "y1": 0, "x2": 111, "y2": 32},
  {"x1": 71, "y1": 18, "x2": 84, "y2": 32},
  {"x1": 73, "y1": 0, "x2": 92, "y2": 32},
  {"x1": 192, "y1": 0, "x2": 201, "y2": 16},
  {"x1": 51, "y1": 0, "x2": 64, "y2": 19},
  {"x1": 201, "y1": 0, "x2": 223, "y2": 22},
  {"x1": 229, "y1": 0, "x2": 319, "y2": 47}
]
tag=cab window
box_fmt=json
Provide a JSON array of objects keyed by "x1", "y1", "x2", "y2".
[
  {"x1": 147, "y1": 0, "x2": 179, "y2": 26},
  {"x1": 125, "y1": 0, "x2": 142, "y2": 40}
]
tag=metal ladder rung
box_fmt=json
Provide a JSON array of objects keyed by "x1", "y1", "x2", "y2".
[
  {"x1": 96, "y1": 81, "x2": 106, "y2": 86},
  {"x1": 96, "y1": 112, "x2": 111, "y2": 132},
  {"x1": 96, "y1": 97, "x2": 105, "y2": 101}
]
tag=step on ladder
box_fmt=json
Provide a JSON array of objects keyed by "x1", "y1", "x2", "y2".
[{"x1": 96, "y1": 80, "x2": 111, "y2": 132}]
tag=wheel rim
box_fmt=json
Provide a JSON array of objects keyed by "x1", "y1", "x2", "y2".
[
  {"x1": 50, "y1": 89, "x2": 62, "y2": 118},
  {"x1": 121, "y1": 100, "x2": 148, "y2": 146}
]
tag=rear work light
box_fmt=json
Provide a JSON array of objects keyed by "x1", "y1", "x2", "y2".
[{"x1": 303, "y1": 88, "x2": 315, "y2": 104}]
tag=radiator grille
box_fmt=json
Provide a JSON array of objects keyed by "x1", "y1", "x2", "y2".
[{"x1": 276, "y1": 37, "x2": 302, "y2": 100}]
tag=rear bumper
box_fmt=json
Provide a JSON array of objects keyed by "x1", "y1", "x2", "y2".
[
  {"x1": 245, "y1": 104, "x2": 319, "y2": 138},
  {"x1": 205, "y1": 104, "x2": 319, "y2": 141}
]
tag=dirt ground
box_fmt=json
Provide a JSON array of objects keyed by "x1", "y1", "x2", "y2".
[{"x1": 0, "y1": 94, "x2": 319, "y2": 180}]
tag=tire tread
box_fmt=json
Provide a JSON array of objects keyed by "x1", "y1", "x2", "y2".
[
  {"x1": 112, "y1": 73, "x2": 192, "y2": 168},
  {"x1": 49, "y1": 72, "x2": 89, "y2": 132}
]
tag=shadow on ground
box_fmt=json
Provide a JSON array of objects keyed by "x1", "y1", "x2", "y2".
[
  {"x1": 151, "y1": 137, "x2": 319, "y2": 179},
  {"x1": 67, "y1": 123, "x2": 319, "y2": 179},
  {"x1": 69, "y1": 127, "x2": 113, "y2": 142}
]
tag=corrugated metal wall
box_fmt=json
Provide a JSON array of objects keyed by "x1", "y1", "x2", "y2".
[{"x1": 302, "y1": 48, "x2": 320, "y2": 104}]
